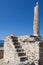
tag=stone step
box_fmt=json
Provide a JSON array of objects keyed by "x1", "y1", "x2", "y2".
[
  {"x1": 16, "y1": 48, "x2": 24, "y2": 50},
  {"x1": 20, "y1": 60, "x2": 29, "y2": 65},
  {"x1": 15, "y1": 45, "x2": 22, "y2": 48},
  {"x1": 20, "y1": 57, "x2": 28, "y2": 62},
  {"x1": 15, "y1": 44, "x2": 21, "y2": 47},
  {"x1": 12, "y1": 39, "x2": 18, "y2": 42},
  {"x1": 15, "y1": 48, "x2": 23, "y2": 50},
  {"x1": 18, "y1": 52, "x2": 26, "y2": 56},
  {"x1": 16, "y1": 49, "x2": 24, "y2": 52},
  {"x1": 11, "y1": 36, "x2": 18, "y2": 39},
  {"x1": 13, "y1": 43, "x2": 20, "y2": 45}
]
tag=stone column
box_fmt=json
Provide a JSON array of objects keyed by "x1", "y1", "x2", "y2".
[{"x1": 33, "y1": 2, "x2": 40, "y2": 36}]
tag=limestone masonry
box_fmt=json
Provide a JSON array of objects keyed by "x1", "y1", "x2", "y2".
[
  {"x1": 34, "y1": 2, "x2": 40, "y2": 36},
  {"x1": 0, "y1": 2, "x2": 43, "y2": 65}
]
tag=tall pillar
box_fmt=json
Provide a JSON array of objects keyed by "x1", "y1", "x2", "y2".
[{"x1": 33, "y1": 2, "x2": 40, "y2": 36}]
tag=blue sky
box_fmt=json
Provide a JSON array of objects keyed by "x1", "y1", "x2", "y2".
[{"x1": 0, "y1": 0, "x2": 43, "y2": 39}]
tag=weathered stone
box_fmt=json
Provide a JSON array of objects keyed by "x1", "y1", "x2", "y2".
[{"x1": 0, "y1": 1, "x2": 43, "y2": 65}]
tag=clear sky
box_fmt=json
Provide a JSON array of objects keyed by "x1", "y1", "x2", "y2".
[{"x1": 0, "y1": 0, "x2": 43, "y2": 39}]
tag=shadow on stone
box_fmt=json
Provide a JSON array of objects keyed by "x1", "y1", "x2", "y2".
[{"x1": 31, "y1": 62, "x2": 35, "y2": 65}]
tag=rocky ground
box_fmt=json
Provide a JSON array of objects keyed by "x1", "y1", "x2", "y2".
[{"x1": 0, "y1": 59, "x2": 35, "y2": 65}]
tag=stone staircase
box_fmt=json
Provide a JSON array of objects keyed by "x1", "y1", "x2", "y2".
[{"x1": 11, "y1": 36, "x2": 28, "y2": 64}]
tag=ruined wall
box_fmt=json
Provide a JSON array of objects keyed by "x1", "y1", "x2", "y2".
[
  {"x1": 4, "y1": 35, "x2": 43, "y2": 65},
  {"x1": 4, "y1": 36, "x2": 14, "y2": 63},
  {"x1": 18, "y1": 35, "x2": 40, "y2": 65},
  {"x1": 39, "y1": 41, "x2": 43, "y2": 65},
  {"x1": 4, "y1": 36, "x2": 20, "y2": 65}
]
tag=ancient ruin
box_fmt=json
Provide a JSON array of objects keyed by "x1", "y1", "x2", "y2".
[{"x1": 0, "y1": 2, "x2": 43, "y2": 65}]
